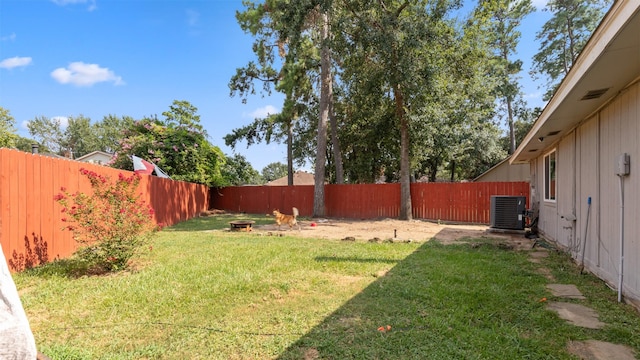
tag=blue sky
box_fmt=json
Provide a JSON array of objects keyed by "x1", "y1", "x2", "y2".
[{"x1": 1, "y1": 0, "x2": 550, "y2": 172}]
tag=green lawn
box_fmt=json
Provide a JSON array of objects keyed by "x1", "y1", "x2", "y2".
[{"x1": 14, "y1": 214, "x2": 640, "y2": 359}]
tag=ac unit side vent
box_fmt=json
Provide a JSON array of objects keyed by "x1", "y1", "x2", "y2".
[{"x1": 490, "y1": 196, "x2": 526, "y2": 230}]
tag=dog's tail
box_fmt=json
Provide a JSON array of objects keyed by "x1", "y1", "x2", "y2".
[{"x1": 292, "y1": 207, "x2": 299, "y2": 218}]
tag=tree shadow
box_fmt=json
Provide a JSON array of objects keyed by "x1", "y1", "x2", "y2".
[
  {"x1": 9, "y1": 233, "x2": 49, "y2": 272},
  {"x1": 276, "y1": 240, "x2": 556, "y2": 359}
]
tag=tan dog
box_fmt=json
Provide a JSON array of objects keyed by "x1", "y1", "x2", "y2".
[{"x1": 273, "y1": 207, "x2": 300, "y2": 230}]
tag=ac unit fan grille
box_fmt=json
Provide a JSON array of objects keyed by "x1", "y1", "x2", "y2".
[{"x1": 491, "y1": 196, "x2": 526, "y2": 230}]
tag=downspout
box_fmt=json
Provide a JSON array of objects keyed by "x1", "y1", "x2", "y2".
[
  {"x1": 597, "y1": 113, "x2": 601, "y2": 267},
  {"x1": 617, "y1": 174, "x2": 624, "y2": 302},
  {"x1": 573, "y1": 131, "x2": 577, "y2": 252},
  {"x1": 616, "y1": 153, "x2": 629, "y2": 303}
]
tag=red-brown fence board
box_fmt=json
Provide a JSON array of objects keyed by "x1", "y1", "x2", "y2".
[
  {"x1": 2, "y1": 145, "x2": 529, "y2": 271},
  {"x1": 212, "y1": 185, "x2": 315, "y2": 216},
  {"x1": 212, "y1": 181, "x2": 529, "y2": 224},
  {"x1": 1, "y1": 148, "x2": 210, "y2": 271}
]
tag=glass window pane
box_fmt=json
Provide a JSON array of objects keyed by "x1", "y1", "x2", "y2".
[{"x1": 544, "y1": 150, "x2": 556, "y2": 201}]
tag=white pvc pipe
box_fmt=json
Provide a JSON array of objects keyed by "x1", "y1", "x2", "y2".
[{"x1": 618, "y1": 175, "x2": 625, "y2": 303}]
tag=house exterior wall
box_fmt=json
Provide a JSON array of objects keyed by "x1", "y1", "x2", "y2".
[
  {"x1": 474, "y1": 160, "x2": 530, "y2": 182},
  {"x1": 532, "y1": 82, "x2": 640, "y2": 303}
]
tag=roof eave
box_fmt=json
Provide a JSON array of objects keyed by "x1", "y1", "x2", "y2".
[{"x1": 511, "y1": 1, "x2": 640, "y2": 165}]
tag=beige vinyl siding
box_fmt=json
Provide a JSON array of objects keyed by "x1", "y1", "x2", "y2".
[
  {"x1": 556, "y1": 132, "x2": 577, "y2": 250},
  {"x1": 587, "y1": 83, "x2": 638, "y2": 300},
  {"x1": 473, "y1": 161, "x2": 530, "y2": 182},
  {"x1": 629, "y1": 84, "x2": 640, "y2": 296},
  {"x1": 535, "y1": 81, "x2": 640, "y2": 303},
  {"x1": 614, "y1": 83, "x2": 639, "y2": 297},
  {"x1": 576, "y1": 115, "x2": 601, "y2": 273}
]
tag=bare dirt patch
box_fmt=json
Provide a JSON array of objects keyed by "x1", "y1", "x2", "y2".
[{"x1": 255, "y1": 217, "x2": 532, "y2": 249}]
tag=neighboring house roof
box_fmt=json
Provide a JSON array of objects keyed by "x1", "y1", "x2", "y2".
[
  {"x1": 266, "y1": 171, "x2": 315, "y2": 186},
  {"x1": 473, "y1": 156, "x2": 530, "y2": 182},
  {"x1": 512, "y1": 2, "x2": 640, "y2": 164},
  {"x1": 75, "y1": 151, "x2": 114, "y2": 165}
]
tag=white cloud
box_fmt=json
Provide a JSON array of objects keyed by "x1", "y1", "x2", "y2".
[
  {"x1": 52, "y1": 116, "x2": 70, "y2": 128},
  {"x1": 531, "y1": 0, "x2": 549, "y2": 10},
  {"x1": 524, "y1": 90, "x2": 542, "y2": 100},
  {"x1": 51, "y1": 62, "x2": 124, "y2": 87},
  {"x1": 246, "y1": 105, "x2": 279, "y2": 119},
  {"x1": 0, "y1": 56, "x2": 32, "y2": 69},
  {"x1": 51, "y1": 0, "x2": 96, "y2": 11},
  {"x1": 1, "y1": 33, "x2": 16, "y2": 42}
]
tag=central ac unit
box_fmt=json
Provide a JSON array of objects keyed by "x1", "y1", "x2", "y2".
[{"x1": 490, "y1": 196, "x2": 526, "y2": 230}]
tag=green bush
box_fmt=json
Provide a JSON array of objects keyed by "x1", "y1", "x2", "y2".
[{"x1": 55, "y1": 168, "x2": 158, "y2": 274}]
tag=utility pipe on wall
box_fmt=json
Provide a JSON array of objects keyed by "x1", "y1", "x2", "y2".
[
  {"x1": 616, "y1": 153, "x2": 630, "y2": 303},
  {"x1": 579, "y1": 196, "x2": 591, "y2": 274},
  {"x1": 617, "y1": 175, "x2": 624, "y2": 303}
]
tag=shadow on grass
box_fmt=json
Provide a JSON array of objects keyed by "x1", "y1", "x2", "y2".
[
  {"x1": 277, "y1": 240, "x2": 581, "y2": 359},
  {"x1": 21, "y1": 258, "x2": 101, "y2": 278}
]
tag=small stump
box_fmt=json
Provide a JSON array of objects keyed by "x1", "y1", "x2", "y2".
[{"x1": 230, "y1": 220, "x2": 255, "y2": 232}]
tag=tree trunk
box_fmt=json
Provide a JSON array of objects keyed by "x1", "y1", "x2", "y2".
[
  {"x1": 395, "y1": 83, "x2": 412, "y2": 220},
  {"x1": 507, "y1": 95, "x2": 516, "y2": 154},
  {"x1": 429, "y1": 159, "x2": 439, "y2": 183},
  {"x1": 313, "y1": 11, "x2": 331, "y2": 217},
  {"x1": 287, "y1": 121, "x2": 294, "y2": 186},
  {"x1": 450, "y1": 159, "x2": 455, "y2": 182},
  {"x1": 329, "y1": 100, "x2": 344, "y2": 184}
]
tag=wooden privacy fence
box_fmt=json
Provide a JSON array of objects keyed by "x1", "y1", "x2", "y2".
[
  {"x1": 0, "y1": 148, "x2": 210, "y2": 271},
  {"x1": 212, "y1": 181, "x2": 529, "y2": 223}
]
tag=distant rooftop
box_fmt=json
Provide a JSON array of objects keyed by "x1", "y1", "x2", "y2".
[{"x1": 266, "y1": 171, "x2": 315, "y2": 186}]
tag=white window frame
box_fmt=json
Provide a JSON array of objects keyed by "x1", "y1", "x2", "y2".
[{"x1": 544, "y1": 149, "x2": 556, "y2": 202}]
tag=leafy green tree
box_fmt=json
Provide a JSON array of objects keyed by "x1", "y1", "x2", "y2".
[
  {"x1": 261, "y1": 162, "x2": 288, "y2": 182},
  {"x1": 94, "y1": 115, "x2": 135, "y2": 153},
  {"x1": 221, "y1": 154, "x2": 263, "y2": 186},
  {"x1": 531, "y1": 0, "x2": 611, "y2": 101},
  {"x1": 332, "y1": 0, "x2": 465, "y2": 218},
  {"x1": 0, "y1": 107, "x2": 18, "y2": 148},
  {"x1": 231, "y1": 1, "x2": 346, "y2": 218},
  {"x1": 228, "y1": 0, "x2": 318, "y2": 187},
  {"x1": 14, "y1": 136, "x2": 48, "y2": 153},
  {"x1": 473, "y1": 0, "x2": 533, "y2": 154},
  {"x1": 312, "y1": 8, "x2": 332, "y2": 216},
  {"x1": 62, "y1": 115, "x2": 100, "y2": 158},
  {"x1": 111, "y1": 100, "x2": 226, "y2": 186},
  {"x1": 24, "y1": 113, "x2": 130, "y2": 157},
  {"x1": 26, "y1": 116, "x2": 66, "y2": 154},
  {"x1": 450, "y1": 122, "x2": 507, "y2": 180},
  {"x1": 403, "y1": 6, "x2": 506, "y2": 182},
  {"x1": 336, "y1": 82, "x2": 398, "y2": 183},
  {"x1": 499, "y1": 105, "x2": 540, "y2": 153}
]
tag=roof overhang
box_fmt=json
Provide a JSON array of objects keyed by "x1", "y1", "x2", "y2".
[{"x1": 511, "y1": 1, "x2": 640, "y2": 164}]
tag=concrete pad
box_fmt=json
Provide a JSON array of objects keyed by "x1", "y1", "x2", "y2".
[
  {"x1": 567, "y1": 340, "x2": 636, "y2": 360},
  {"x1": 528, "y1": 250, "x2": 549, "y2": 263},
  {"x1": 530, "y1": 250, "x2": 549, "y2": 258},
  {"x1": 547, "y1": 284, "x2": 586, "y2": 299},
  {"x1": 546, "y1": 302, "x2": 605, "y2": 329}
]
